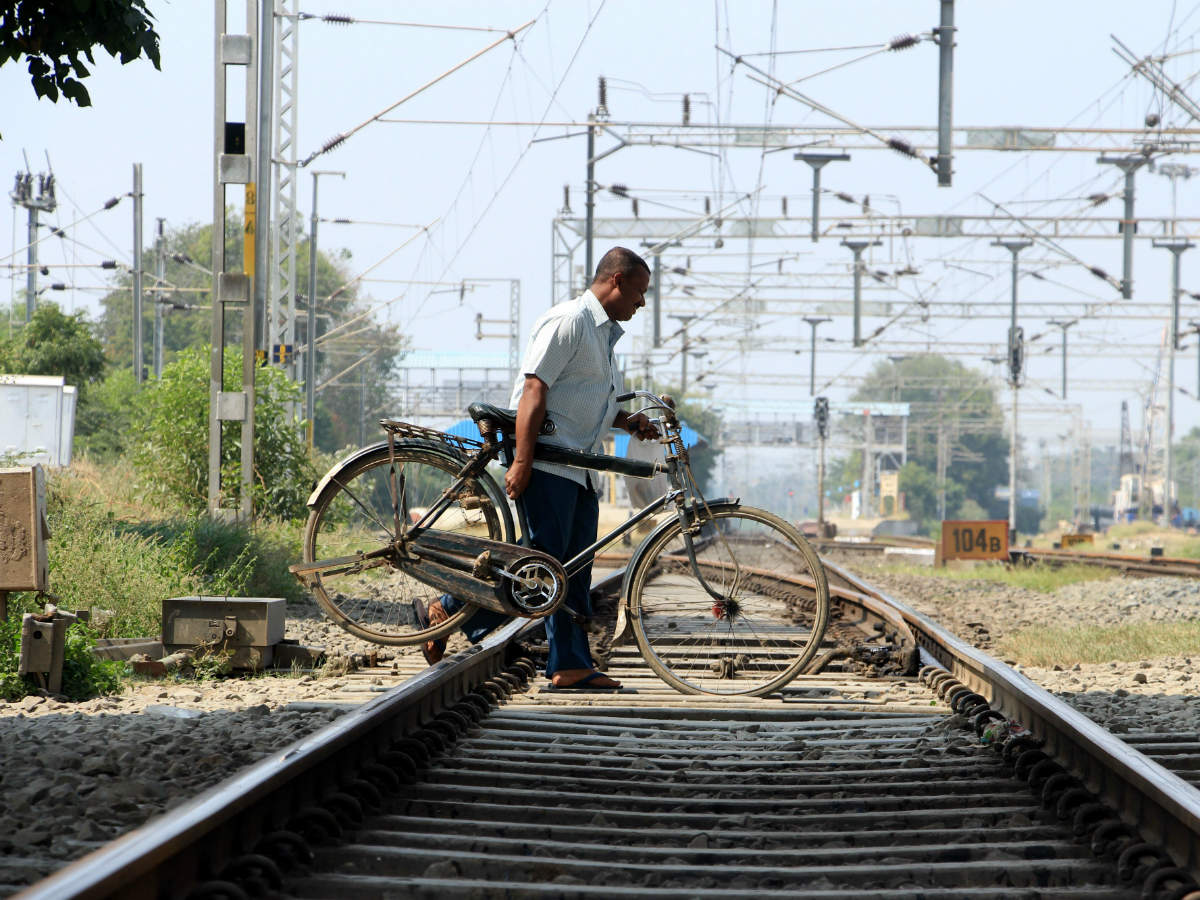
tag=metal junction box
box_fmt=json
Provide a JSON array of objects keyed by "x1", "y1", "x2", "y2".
[
  {"x1": 0, "y1": 466, "x2": 49, "y2": 592},
  {"x1": 162, "y1": 596, "x2": 285, "y2": 670}
]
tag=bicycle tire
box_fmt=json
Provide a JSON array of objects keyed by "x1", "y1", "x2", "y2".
[
  {"x1": 302, "y1": 441, "x2": 514, "y2": 646},
  {"x1": 627, "y1": 501, "x2": 830, "y2": 696}
]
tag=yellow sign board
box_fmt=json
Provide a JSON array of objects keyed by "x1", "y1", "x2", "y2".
[
  {"x1": 1060, "y1": 533, "x2": 1094, "y2": 548},
  {"x1": 244, "y1": 183, "x2": 256, "y2": 278},
  {"x1": 940, "y1": 520, "x2": 1009, "y2": 562}
]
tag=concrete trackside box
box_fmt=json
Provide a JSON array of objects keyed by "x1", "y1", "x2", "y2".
[
  {"x1": 162, "y1": 596, "x2": 286, "y2": 669},
  {"x1": 0, "y1": 466, "x2": 49, "y2": 592}
]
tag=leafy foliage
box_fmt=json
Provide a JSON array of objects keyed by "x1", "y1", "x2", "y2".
[
  {"x1": 0, "y1": 0, "x2": 160, "y2": 106},
  {"x1": 75, "y1": 367, "x2": 139, "y2": 459},
  {"x1": 96, "y1": 216, "x2": 406, "y2": 453},
  {"x1": 0, "y1": 301, "x2": 106, "y2": 399},
  {"x1": 829, "y1": 356, "x2": 1012, "y2": 532},
  {"x1": 130, "y1": 345, "x2": 317, "y2": 519}
]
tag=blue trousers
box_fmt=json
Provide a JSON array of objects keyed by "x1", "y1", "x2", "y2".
[{"x1": 441, "y1": 468, "x2": 598, "y2": 678}]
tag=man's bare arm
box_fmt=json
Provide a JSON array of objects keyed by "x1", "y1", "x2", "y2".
[{"x1": 506, "y1": 375, "x2": 548, "y2": 499}]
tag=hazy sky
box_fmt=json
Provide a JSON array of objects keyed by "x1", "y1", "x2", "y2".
[{"x1": 2, "y1": 0, "x2": 1198, "y2": 452}]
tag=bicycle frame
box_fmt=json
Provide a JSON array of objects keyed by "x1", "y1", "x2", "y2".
[{"x1": 391, "y1": 389, "x2": 738, "y2": 610}]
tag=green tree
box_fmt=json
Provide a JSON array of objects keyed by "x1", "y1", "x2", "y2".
[
  {"x1": 851, "y1": 356, "x2": 1009, "y2": 516},
  {"x1": 0, "y1": 300, "x2": 106, "y2": 400},
  {"x1": 130, "y1": 345, "x2": 317, "y2": 519},
  {"x1": 97, "y1": 216, "x2": 405, "y2": 452},
  {"x1": 75, "y1": 367, "x2": 138, "y2": 459},
  {"x1": 0, "y1": 0, "x2": 160, "y2": 106}
]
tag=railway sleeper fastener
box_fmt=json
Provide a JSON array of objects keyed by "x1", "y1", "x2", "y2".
[
  {"x1": 1118, "y1": 842, "x2": 1172, "y2": 883},
  {"x1": 389, "y1": 736, "x2": 431, "y2": 768},
  {"x1": 437, "y1": 707, "x2": 473, "y2": 735},
  {"x1": 410, "y1": 726, "x2": 449, "y2": 755},
  {"x1": 1003, "y1": 733, "x2": 1046, "y2": 764},
  {"x1": 1141, "y1": 866, "x2": 1200, "y2": 900},
  {"x1": 476, "y1": 681, "x2": 506, "y2": 706},
  {"x1": 930, "y1": 673, "x2": 959, "y2": 696},
  {"x1": 1026, "y1": 756, "x2": 1063, "y2": 793},
  {"x1": 360, "y1": 760, "x2": 403, "y2": 794},
  {"x1": 943, "y1": 683, "x2": 972, "y2": 706},
  {"x1": 378, "y1": 750, "x2": 419, "y2": 783},
  {"x1": 324, "y1": 790, "x2": 365, "y2": 828},
  {"x1": 254, "y1": 830, "x2": 314, "y2": 872},
  {"x1": 217, "y1": 853, "x2": 283, "y2": 895},
  {"x1": 450, "y1": 699, "x2": 485, "y2": 723},
  {"x1": 918, "y1": 664, "x2": 942, "y2": 682},
  {"x1": 1039, "y1": 771, "x2": 1080, "y2": 808},
  {"x1": 972, "y1": 707, "x2": 1006, "y2": 737},
  {"x1": 464, "y1": 688, "x2": 498, "y2": 713},
  {"x1": 1013, "y1": 747, "x2": 1050, "y2": 781},
  {"x1": 424, "y1": 716, "x2": 462, "y2": 744},
  {"x1": 1073, "y1": 802, "x2": 1114, "y2": 836},
  {"x1": 1091, "y1": 819, "x2": 1140, "y2": 859},
  {"x1": 952, "y1": 690, "x2": 987, "y2": 716},
  {"x1": 286, "y1": 806, "x2": 342, "y2": 845},
  {"x1": 507, "y1": 658, "x2": 536, "y2": 680},
  {"x1": 1054, "y1": 786, "x2": 1096, "y2": 821},
  {"x1": 345, "y1": 777, "x2": 384, "y2": 812},
  {"x1": 494, "y1": 671, "x2": 522, "y2": 692}
]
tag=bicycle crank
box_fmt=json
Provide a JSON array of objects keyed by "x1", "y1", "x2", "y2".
[{"x1": 401, "y1": 529, "x2": 567, "y2": 619}]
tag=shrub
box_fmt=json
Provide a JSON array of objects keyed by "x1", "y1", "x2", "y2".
[{"x1": 130, "y1": 345, "x2": 317, "y2": 519}]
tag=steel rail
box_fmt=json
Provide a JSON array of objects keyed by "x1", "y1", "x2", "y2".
[
  {"x1": 825, "y1": 557, "x2": 1200, "y2": 880},
  {"x1": 1019, "y1": 546, "x2": 1200, "y2": 578},
  {"x1": 15, "y1": 617, "x2": 535, "y2": 900}
]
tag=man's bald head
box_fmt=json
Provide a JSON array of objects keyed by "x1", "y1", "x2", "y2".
[{"x1": 592, "y1": 247, "x2": 650, "y2": 286}]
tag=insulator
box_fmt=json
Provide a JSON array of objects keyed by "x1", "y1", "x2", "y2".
[
  {"x1": 562, "y1": 184, "x2": 570, "y2": 210},
  {"x1": 631, "y1": 198, "x2": 639, "y2": 217},
  {"x1": 888, "y1": 33, "x2": 921, "y2": 51},
  {"x1": 704, "y1": 197, "x2": 711, "y2": 214},
  {"x1": 609, "y1": 183, "x2": 628, "y2": 197},
  {"x1": 321, "y1": 133, "x2": 348, "y2": 154},
  {"x1": 1145, "y1": 112, "x2": 1161, "y2": 128},
  {"x1": 671, "y1": 266, "x2": 687, "y2": 275},
  {"x1": 834, "y1": 192, "x2": 854, "y2": 204},
  {"x1": 781, "y1": 196, "x2": 788, "y2": 216},
  {"x1": 101, "y1": 260, "x2": 117, "y2": 269},
  {"x1": 1089, "y1": 265, "x2": 1110, "y2": 281},
  {"x1": 597, "y1": 76, "x2": 608, "y2": 112},
  {"x1": 1030, "y1": 271, "x2": 1045, "y2": 280},
  {"x1": 49, "y1": 226, "x2": 64, "y2": 238},
  {"x1": 323, "y1": 14, "x2": 353, "y2": 25},
  {"x1": 103, "y1": 197, "x2": 120, "y2": 210},
  {"x1": 49, "y1": 282, "x2": 65, "y2": 291},
  {"x1": 887, "y1": 137, "x2": 918, "y2": 158},
  {"x1": 682, "y1": 93, "x2": 690, "y2": 125}
]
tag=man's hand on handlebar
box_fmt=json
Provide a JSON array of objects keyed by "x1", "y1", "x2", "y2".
[{"x1": 624, "y1": 411, "x2": 660, "y2": 441}]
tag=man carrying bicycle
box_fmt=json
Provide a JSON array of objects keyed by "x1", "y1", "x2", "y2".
[{"x1": 424, "y1": 246, "x2": 659, "y2": 689}]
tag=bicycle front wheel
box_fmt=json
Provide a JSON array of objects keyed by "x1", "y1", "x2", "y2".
[
  {"x1": 303, "y1": 442, "x2": 514, "y2": 646},
  {"x1": 627, "y1": 503, "x2": 830, "y2": 696}
]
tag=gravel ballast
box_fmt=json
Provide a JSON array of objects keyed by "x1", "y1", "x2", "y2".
[{"x1": 2, "y1": 562, "x2": 1198, "y2": 893}]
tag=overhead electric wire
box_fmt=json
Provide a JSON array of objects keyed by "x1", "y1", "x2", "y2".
[
  {"x1": 299, "y1": 18, "x2": 535, "y2": 167},
  {"x1": 295, "y1": 12, "x2": 513, "y2": 33}
]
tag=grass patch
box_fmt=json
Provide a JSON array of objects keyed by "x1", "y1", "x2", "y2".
[
  {"x1": 998, "y1": 621, "x2": 1200, "y2": 667},
  {"x1": 878, "y1": 561, "x2": 1118, "y2": 593}
]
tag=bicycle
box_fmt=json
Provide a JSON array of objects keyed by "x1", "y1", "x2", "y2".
[{"x1": 290, "y1": 390, "x2": 831, "y2": 696}]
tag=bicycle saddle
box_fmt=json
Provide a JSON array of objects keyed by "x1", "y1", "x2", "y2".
[{"x1": 468, "y1": 402, "x2": 556, "y2": 436}]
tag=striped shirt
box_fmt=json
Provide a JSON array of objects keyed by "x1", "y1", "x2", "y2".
[{"x1": 510, "y1": 289, "x2": 624, "y2": 491}]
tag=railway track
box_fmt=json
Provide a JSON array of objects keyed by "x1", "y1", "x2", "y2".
[{"x1": 15, "y1": 554, "x2": 1200, "y2": 899}]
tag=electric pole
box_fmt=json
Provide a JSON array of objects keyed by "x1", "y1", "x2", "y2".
[
  {"x1": 1046, "y1": 319, "x2": 1076, "y2": 399},
  {"x1": 841, "y1": 238, "x2": 881, "y2": 347},
  {"x1": 993, "y1": 237, "x2": 1033, "y2": 543},
  {"x1": 10, "y1": 170, "x2": 56, "y2": 322},
  {"x1": 1153, "y1": 236, "x2": 1194, "y2": 526},
  {"x1": 1098, "y1": 154, "x2": 1149, "y2": 299},
  {"x1": 132, "y1": 163, "x2": 144, "y2": 382},
  {"x1": 794, "y1": 152, "x2": 849, "y2": 242},
  {"x1": 154, "y1": 217, "x2": 165, "y2": 377},
  {"x1": 801, "y1": 316, "x2": 831, "y2": 395}
]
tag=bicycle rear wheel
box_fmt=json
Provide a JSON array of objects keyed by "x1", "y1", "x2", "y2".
[
  {"x1": 627, "y1": 502, "x2": 830, "y2": 696},
  {"x1": 303, "y1": 442, "x2": 513, "y2": 645}
]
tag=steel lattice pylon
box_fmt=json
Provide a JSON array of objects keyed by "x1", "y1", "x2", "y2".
[{"x1": 270, "y1": 0, "x2": 299, "y2": 378}]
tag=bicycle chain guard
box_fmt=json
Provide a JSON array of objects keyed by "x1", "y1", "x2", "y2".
[{"x1": 400, "y1": 530, "x2": 567, "y2": 619}]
